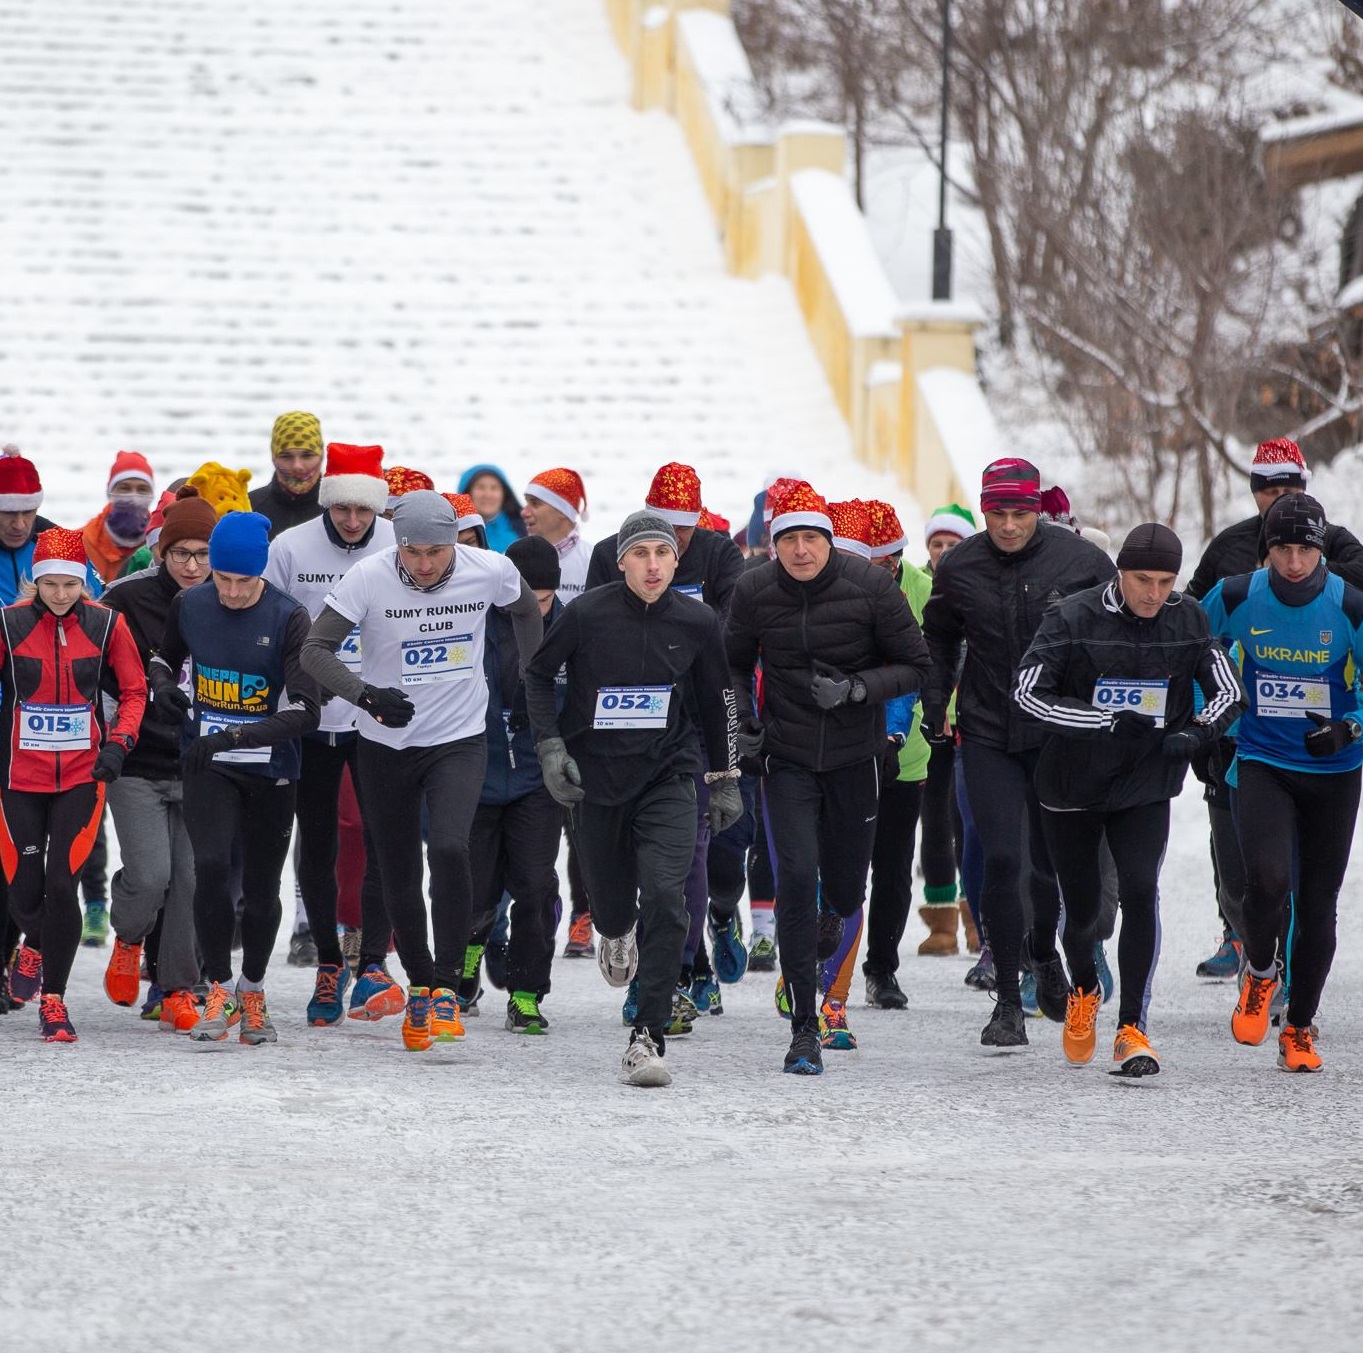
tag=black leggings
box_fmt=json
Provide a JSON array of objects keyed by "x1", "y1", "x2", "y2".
[
  {"x1": 295, "y1": 735, "x2": 389, "y2": 971},
  {"x1": 1042, "y1": 800, "x2": 1169, "y2": 1031},
  {"x1": 864, "y1": 777, "x2": 925, "y2": 977},
  {"x1": 0, "y1": 783, "x2": 104, "y2": 997},
  {"x1": 763, "y1": 755, "x2": 880, "y2": 1023},
  {"x1": 358, "y1": 734, "x2": 486, "y2": 991},
  {"x1": 959, "y1": 741, "x2": 1060, "y2": 1005},
  {"x1": 182, "y1": 768, "x2": 296, "y2": 986},
  {"x1": 919, "y1": 740, "x2": 962, "y2": 892},
  {"x1": 1234, "y1": 760, "x2": 1361, "y2": 1028}
]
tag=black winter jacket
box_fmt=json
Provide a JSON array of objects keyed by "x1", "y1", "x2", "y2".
[
  {"x1": 525, "y1": 582, "x2": 735, "y2": 806},
  {"x1": 724, "y1": 553, "x2": 929, "y2": 772},
  {"x1": 101, "y1": 564, "x2": 187, "y2": 780},
  {"x1": 922, "y1": 524, "x2": 1117, "y2": 754},
  {"x1": 249, "y1": 478, "x2": 323, "y2": 540},
  {"x1": 1013, "y1": 580, "x2": 1246, "y2": 812},
  {"x1": 1185, "y1": 513, "x2": 1363, "y2": 600},
  {"x1": 584, "y1": 527, "x2": 745, "y2": 618}
]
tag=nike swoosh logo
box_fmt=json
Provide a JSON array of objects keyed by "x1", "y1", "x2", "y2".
[
  {"x1": 1250, "y1": 628, "x2": 1273, "y2": 636},
  {"x1": 668, "y1": 643, "x2": 680, "y2": 650}
]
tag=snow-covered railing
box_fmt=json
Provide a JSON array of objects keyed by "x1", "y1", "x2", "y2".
[{"x1": 604, "y1": 0, "x2": 988, "y2": 510}]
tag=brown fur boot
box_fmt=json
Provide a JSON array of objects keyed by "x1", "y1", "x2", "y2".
[{"x1": 917, "y1": 903, "x2": 960, "y2": 956}]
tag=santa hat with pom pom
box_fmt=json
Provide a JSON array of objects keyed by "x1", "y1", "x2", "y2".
[{"x1": 0, "y1": 444, "x2": 43, "y2": 513}]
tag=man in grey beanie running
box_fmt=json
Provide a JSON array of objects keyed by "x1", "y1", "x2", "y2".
[
  {"x1": 525, "y1": 510, "x2": 742, "y2": 1086},
  {"x1": 302, "y1": 490, "x2": 544, "y2": 1052}
]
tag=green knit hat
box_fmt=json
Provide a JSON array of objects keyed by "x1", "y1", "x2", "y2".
[{"x1": 924, "y1": 503, "x2": 977, "y2": 544}]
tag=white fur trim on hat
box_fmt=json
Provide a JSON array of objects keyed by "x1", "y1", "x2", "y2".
[
  {"x1": 525, "y1": 484, "x2": 579, "y2": 524},
  {"x1": 0, "y1": 491, "x2": 43, "y2": 512},
  {"x1": 869, "y1": 535, "x2": 906, "y2": 559},
  {"x1": 648, "y1": 504, "x2": 701, "y2": 528},
  {"x1": 32, "y1": 558, "x2": 86, "y2": 581},
  {"x1": 320, "y1": 473, "x2": 389, "y2": 513},
  {"x1": 924, "y1": 513, "x2": 976, "y2": 544},
  {"x1": 771, "y1": 509, "x2": 834, "y2": 539},
  {"x1": 455, "y1": 510, "x2": 484, "y2": 534},
  {"x1": 108, "y1": 470, "x2": 154, "y2": 492},
  {"x1": 833, "y1": 537, "x2": 872, "y2": 559}
]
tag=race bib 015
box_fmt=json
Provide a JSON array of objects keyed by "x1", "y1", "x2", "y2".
[
  {"x1": 593, "y1": 685, "x2": 672, "y2": 730},
  {"x1": 18, "y1": 703, "x2": 92, "y2": 753}
]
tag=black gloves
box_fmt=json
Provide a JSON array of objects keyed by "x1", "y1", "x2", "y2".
[
  {"x1": 1109, "y1": 709, "x2": 1157, "y2": 739},
  {"x1": 359, "y1": 685, "x2": 416, "y2": 729},
  {"x1": 881, "y1": 735, "x2": 905, "y2": 783},
  {"x1": 735, "y1": 716, "x2": 765, "y2": 761},
  {"x1": 1304, "y1": 711, "x2": 1359, "y2": 759},
  {"x1": 90, "y1": 741, "x2": 128, "y2": 783},
  {"x1": 537, "y1": 736, "x2": 585, "y2": 806},
  {"x1": 182, "y1": 731, "x2": 233, "y2": 775},
  {"x1": 151, "y1": 667, "x2": 192, "y2": 719},
  {"x1": 810, "y1": 661, "x2": 865, "y2": 710},
  {"x1": 1162, "y1": 725, "x2": 1211, "y2": 762},
  {"x1": 707, "y1": 779, "x2": 744, "y2": 834}
]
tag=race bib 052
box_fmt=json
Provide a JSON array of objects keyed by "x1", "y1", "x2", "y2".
[{"x1": 593, "y1": 685, "x2": 672, "y2": 730}]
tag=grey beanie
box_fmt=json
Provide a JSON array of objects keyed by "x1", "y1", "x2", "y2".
[
  {"x1": 616, "y1": 509, "x2": 679, "y2": 560},
  {"x1": 392, "y1": 489, "x2": 458, "y2": 547}
]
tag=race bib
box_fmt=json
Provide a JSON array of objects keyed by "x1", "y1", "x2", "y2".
[
  {"x1": 1092, "y1": 678, "x2": 1169, "y2": 729},
  {"x1": 671, "y1": 583, "x2": 704, "y2": 602},
  {"x1": 1253, "y1": 673, "x2": 1330, "y2": 720},
  {"x1": 339, "y1": 626, "x2": 363, "y2": 672},
  {"x1": 18, "y1": 703, "x2": 92, "y2": 753},
  {"x1": 593, "y1": 685, "x2": 672, "y2": 730},
  {"x1": 400, "y1": 634, "x2": 473, "y2": 686},
  {"x1": 200, "y1": 711, "x2": 271, "y2": 765}
]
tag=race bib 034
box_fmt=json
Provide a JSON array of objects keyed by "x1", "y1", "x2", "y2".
[{"x1": 1253, "y1": 673, "x2": 1330, "y2": 720}]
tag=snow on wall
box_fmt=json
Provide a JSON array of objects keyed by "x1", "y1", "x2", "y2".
[
  {"x1": 916, "y1": 365, "x2": 1003, "y2": 498},
  {"x1": 674, "y1": 9, "x2": 769, "y2": 146}
]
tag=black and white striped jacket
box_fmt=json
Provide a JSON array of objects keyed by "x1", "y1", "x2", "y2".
[{"x1": 1013, "y1": 579, "x2": 1245, "y2": 812}]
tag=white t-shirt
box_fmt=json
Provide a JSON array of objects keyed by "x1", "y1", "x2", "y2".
[
  {"x1": 264, "y1": 515, "x2": 395, "y2": 734},
  {"x1": 325, "y1": 545, "x2": 522, "y2": 750},
  {"x1": 557, "y1": 534, "x2": 591, "y2": 606}
]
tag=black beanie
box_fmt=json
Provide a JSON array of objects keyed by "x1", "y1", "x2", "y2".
[
  {"x1": 506, "y1": 534, "x2": 561, "y2": 591},
  {"x1": 1115, "y1": 522, "x2": 1182, "y2": 575},
  {"x1": 1263, "y1": 493, "x2": 1327, "y2": 551}
]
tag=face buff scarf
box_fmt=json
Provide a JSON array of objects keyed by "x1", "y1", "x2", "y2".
[{"x1": 106, "y1": 492, "x2": 154, "y2": 547}]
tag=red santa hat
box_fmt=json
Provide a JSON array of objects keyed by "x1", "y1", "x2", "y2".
[
  {"x1": 525, "y1": 468, "x2": 588, "y2": 524},
  {"x1": 145, "y1": 489, "x2": 178, "y2": 549},
  {"x1": 828, "y1": 499, "x2": 873, "y2": 559},
  {"x1": 108, "y1": 449, "x2": 155, "y2": 494},
  {"x1": 319, "y1": 443, "x2": 388, "y2": 513},
  {"x1": 441, "y1": 492, "x2": 485, "y2": 535},
  {"x1": 769, "y1": 481, "x2": 833, "y2": 541},
  {"x1": 645, "y1": 462, "x2": 702, "y2": 527},
  {"x1": 32, "y1": 527, "x2": 88, "y2": 581},
  {"x1": 385, "y1": 466, "x2": 435, "y2": 510},
  {"x1": 1250, "y1": 437, "x2": 1310, "y2": 488},
  {"x1": 697, "y1": 506, "x2": 730, "y2": 534},
  {"x1": 0, "y1": 444, "x2": 43, "y2": 512},
  {"x1": 866, "y1": 500, "x2": 908, "y2": 558},
  {"x1": 763, "y1": 478, "x2": 805, "y2": 525}
]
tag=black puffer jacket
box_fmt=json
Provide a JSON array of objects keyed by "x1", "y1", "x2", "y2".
[
  {"x1": 584, "y1": 527, "x2": 745, "y2": 618},
  {"x1": 1013, "y1": 579, "x2": 1246, "y2": 811},
  {"x1": 725, "y1": 553, "x2": 929, "y2": 771},
  {"x1": 923, "y1": 524, "x2": 1116, "y2": 754},
  {"x1": 1185, "y1": 513, "x2": 1363, "y2": 600}
]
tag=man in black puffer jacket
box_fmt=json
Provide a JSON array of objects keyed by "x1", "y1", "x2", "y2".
[
  {"x1": 725, "y1": 482, "x2": 929, "y2": 1075},
  {"x1": 922, "y1": 458, "x2": 1115, "y2": 1049}
]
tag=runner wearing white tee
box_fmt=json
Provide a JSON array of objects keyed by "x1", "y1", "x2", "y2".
[
  {"x1": 522, "y1": 467, "x2": 591, "y2": 605},
  {"x1": 301, "y1": 491, "x2": 544, "y2": 1052},
  {"x1": 263, "y1": 442, "x2": 397, "y2": 1026}
]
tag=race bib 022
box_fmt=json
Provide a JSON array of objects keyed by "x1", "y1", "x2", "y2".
[
  {"x1": 593, "y1": 685, "x2": 673, "y2": 730},
  {"x1": 400, "y1": 635, "x2": 474, "y2": 686},
  {"x1": 1092, "y1": 678, "x2": 1169, "y2": 729}
]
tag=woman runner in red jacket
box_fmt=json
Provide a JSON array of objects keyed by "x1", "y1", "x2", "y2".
[{"x1": 2, "y1": 529, "x2": 146, "y2": 1042}]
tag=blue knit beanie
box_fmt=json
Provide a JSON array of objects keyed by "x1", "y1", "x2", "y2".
[{"x1": 209, "y1": 510, "x2": 272, "y2": 577}]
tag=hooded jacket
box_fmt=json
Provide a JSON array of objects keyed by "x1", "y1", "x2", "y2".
[{"x1": 458, "y1": 464, "x2": 526, "y2": 554}]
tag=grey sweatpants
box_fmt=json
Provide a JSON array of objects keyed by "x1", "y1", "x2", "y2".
[{"x1": 107, "y1": 774, "x2": 200, "y2": 992}]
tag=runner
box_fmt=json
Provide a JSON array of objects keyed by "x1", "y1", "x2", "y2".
[
  {"x1": 0, "y1": 529, "x2": 146, "y2": 1042},
  {"x1": 100, "y1": 488, "x2": 221, "y2": 1032},
  {"x1": 1013, "y1": 523, "x2": 1245, "y2": 1074},
  {"x1": 151, "y1": 510, "x2": 321, "y2": 1046},
  {"x1": 1200, "y1": 494, "x2": 1363, "y2": 1072},
  {"x1": 0, "y1": 445, "x2": 102, "y2": 604},
  {"x1": 262, "y1": 443, "x2": 400, "y2": 1026},
  {"x1": 522, "y1": 467, "x2": 591, "y2": 603},
  {"x1": 525, "y1": 510, "x2": 741, "y2": 1087},
  {"x1": 1185, "y1": 438, "x2": 1363, "y2": 984},
  {"x1": 80, "y1": 451, "x2": 157, "y2": 583},
  {"x1": 457, "y1": 464, "x2": 527, "y2": 552},
  {"x1": 250, "y1": 411, "x2": 325, "y2": 538},
  {"x1": 301, "y1": 490, "x2": 544, "y2": 1052},
  {"x1": 725, "y1": 481, "x2": 930, "y2": 1074},
  {"x1": 921, "y1": 457, "x2": 1116, "y2": 1048}
]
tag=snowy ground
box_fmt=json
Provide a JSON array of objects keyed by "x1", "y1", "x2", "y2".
[{"x1": 4, "y1": 777, "x2": 1363, "y2": 1351}]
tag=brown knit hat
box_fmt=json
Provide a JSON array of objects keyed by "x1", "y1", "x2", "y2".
[{"x1": 159, "y1": 486, "x2": 220, "y2": 551}]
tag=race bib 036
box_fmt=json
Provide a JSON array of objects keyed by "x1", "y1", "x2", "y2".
[
  {"x1": 400, "y1": 635, "x2": 474, "y2": 686},
  {"x1": 593, "y1": 685, "x2": 672, "y2": 730},
  {"x1": 1092, "y1": 678, "x2": 1169, "y2": 729}
]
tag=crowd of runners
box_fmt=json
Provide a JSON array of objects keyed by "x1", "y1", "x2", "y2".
[{"x1": 0, "y1": 421, "x2": 1357, "y2": 1084}]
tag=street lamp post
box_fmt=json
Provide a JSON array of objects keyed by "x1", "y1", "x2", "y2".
[{"x1": 932, "y1": 0, "x2": 954, "y2": 301}]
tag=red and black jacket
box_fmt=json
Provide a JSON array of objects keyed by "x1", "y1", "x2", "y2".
[{"x1": 0, "y1": 597, "x2": 146, "y2": 792}]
